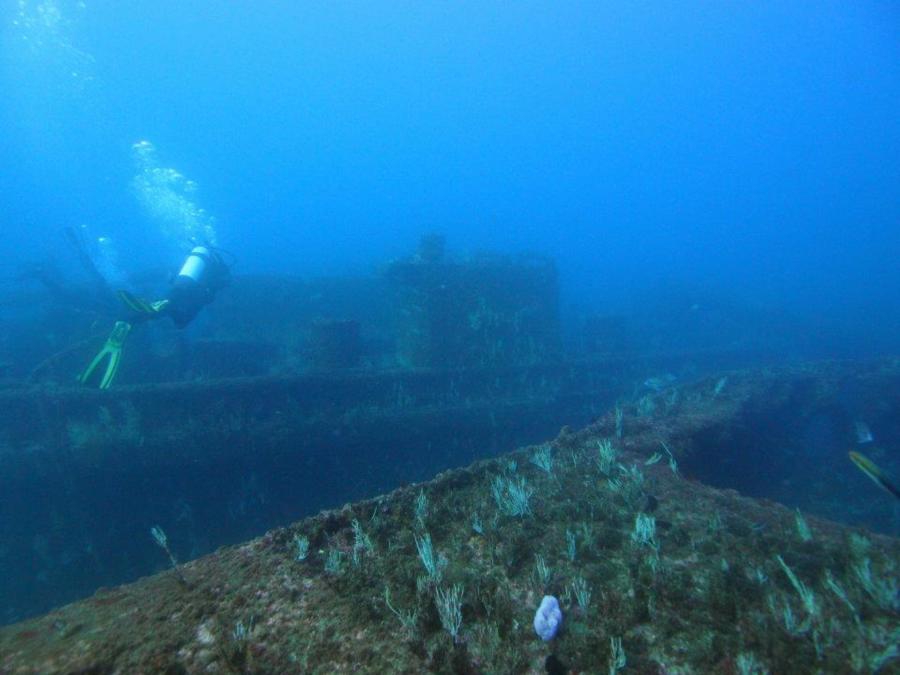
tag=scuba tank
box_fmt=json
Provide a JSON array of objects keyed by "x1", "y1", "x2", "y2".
[
  {"x1": 178, "y1": 246, "x2": 216, "y2": 284},
  {"x1": 167, "y1": 245, "x2": 232, "y2": 328}
]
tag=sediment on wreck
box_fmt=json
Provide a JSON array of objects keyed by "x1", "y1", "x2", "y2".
[{"x1": 2, "y1": 360, "x2": 898, "y2": 673}]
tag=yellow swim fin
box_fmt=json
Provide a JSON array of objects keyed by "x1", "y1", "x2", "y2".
[
  {"x1": 79, "y1": 320, "x2": 132, "y2": 389},
  {"x1": 118, "y1": 290, "x2": 168, "y2": 316}
]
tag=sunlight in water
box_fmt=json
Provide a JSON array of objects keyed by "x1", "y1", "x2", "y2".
[{"x1": 11, "y1": 0, "x2": 95, "y2": 89}]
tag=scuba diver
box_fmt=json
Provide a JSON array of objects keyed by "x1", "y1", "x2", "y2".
[{"x1": 80, "y1": 245, "x2": 232, "y2": 388}]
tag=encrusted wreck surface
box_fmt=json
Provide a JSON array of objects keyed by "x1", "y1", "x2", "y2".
[
  {"x1": 0, "y1": 349, "x2": 766, "y2": 625},
  {"x1": 2, "y1": 362, "x2": 899, "y2": 673}
]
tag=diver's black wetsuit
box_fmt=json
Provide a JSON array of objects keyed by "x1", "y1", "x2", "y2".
[{"x1": 123, "y1": 246, "x2": 231, "y2": 329}]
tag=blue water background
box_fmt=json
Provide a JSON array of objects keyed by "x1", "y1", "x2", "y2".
[{"x1": 1, "y1": 1, "x2": 897, "y2": 356}]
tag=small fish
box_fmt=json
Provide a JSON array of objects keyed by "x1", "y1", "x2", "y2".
[
  {"x1": 848, "y1": 451, "x2": 900, "y2": 500},
  {"x1": 644, "y1": 374, "x2": 676, "y2": 391},
  {"x1": 854, "y1": 420, "x2": 874, "y2": 444}
]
